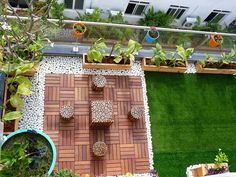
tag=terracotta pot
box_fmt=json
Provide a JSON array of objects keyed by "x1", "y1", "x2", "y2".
[
  {"x1": 208, "y1": 34, "x2": 224, "y2": 48},
  {"x1": 72, "y1": 23, "x2": 87, "y2": 38}
]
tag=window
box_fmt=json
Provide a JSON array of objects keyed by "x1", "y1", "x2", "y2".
[
  {"x1": 204, "y1": 10, "x2": 230, "y2": 23},
  {"x1": 64, "y1": 0, "x2": 84, "y2": 10},
  {"x1": 125, "y1": 1, "x2": 149, "y2": 16},
  {"x1": 166, "y1": 5, "x2": 188, "y2": 19},
  {"x1": 8, "y1": 0, "x2": 28, "y2": 8}
]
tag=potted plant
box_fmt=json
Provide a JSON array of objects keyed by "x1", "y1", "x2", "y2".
[
  {"x1": 83, "y1": 38, "x2": 142, "y2": 70},
  {"x1": 191, "y1": 149, "x2": 229, "y2": 177},
  {"x1": 0, "y1": 129, "x2": 57, "y2": 176},
  {"x1": 145, "y1": 27, "x2": 160, "y2": 43},
  {"x1": 195, "y1": 45, "x2": 236, "y2": 74},
  {"x1": 208, "y1": 34, "x2": 224, "y2": 48},
  {"x1": 1, "y1": 63, "x2": 35, "y2": 133},
  {"x1": 72, "y1": 22, "x2": 87, "y2": 38},
  {"x1": 142, "y1": 43, "x2": 194, "y2": 73}
]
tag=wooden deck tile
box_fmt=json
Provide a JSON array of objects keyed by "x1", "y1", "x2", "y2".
[{"x1": 44, "y1": 74, "x2": 150, "y2": 176}]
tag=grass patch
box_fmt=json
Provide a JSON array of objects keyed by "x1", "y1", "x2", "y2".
[{"x1": 145, "y1": 72, "x2": 236, "y2": 177}]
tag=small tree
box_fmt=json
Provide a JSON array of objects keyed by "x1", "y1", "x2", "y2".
[{"x1": 0, "y1": 0, "x2": 57, "y2": 121}]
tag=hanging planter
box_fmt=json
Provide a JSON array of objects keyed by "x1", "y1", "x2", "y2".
[
  {"x1": 208, "y1": 34, "x2": 224, "y2": 48},
  {"x1": 145, "y1": 27, "x2": 159, "y2": 43},
  {"x1": 72, "y1": 22, "x2": 87, "y2": 38}
]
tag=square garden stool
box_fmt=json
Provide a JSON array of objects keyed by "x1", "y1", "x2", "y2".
[
  {"x1": 60, "y1": 105, "x2": 74, "y2": 120},
  {"x1": 92, "y1": 75, "x2": 106, "y2": 92},
  {"x1": 93, "y1": 141, "x2": 108, "y2": 157},
  {"x1": 128, "y1": 106, "x2": 144, "y2": 122},
  {"x1": 90, "y1": 100, "x2": 113, "y2": 128}
]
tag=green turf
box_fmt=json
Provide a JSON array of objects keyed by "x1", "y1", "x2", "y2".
[{"x1": 145, "y1": 72, "x2": 236, "y2": 177}]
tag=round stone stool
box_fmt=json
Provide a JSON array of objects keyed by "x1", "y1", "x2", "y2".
[
  {"x1": 60, "y1": 105, "x2": 74, "y2": 120},
  {"x1": 92, "y1": 75, "x2": 106, "y2": 91},
  {"x1": 93, "y1": 141, "x2": 108, "y2": 157},
  {"x1": 128, "y1": 106, "x2": 143, "y2": 122}
]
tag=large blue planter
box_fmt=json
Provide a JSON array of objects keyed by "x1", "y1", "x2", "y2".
[
  {"x1": 145, "y1": 30, "x2": 160, "y2": 43},
  {"x1": 1, "y1": 128, "x2": 57, "y2": 175},
  {"x1": 0, "y1": 72, "x2": 6, "y2": 119}
]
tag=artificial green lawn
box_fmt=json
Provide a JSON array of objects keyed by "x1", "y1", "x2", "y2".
[{"x1": 145, "y1": 72, "x2": 236, "y2": 177}]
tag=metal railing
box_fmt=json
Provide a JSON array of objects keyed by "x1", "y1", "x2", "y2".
[{"x1": 6, "y1": 15, "x2": 236, "y2": 52}]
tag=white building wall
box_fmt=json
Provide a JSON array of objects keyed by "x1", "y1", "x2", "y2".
[{"x1": 62, "y1": 0, "x2": 236, "y2": 27}]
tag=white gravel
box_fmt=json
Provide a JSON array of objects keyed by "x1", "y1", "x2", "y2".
[{"x1": 19, "y1": 56, "x2": 154, "y2": 176}]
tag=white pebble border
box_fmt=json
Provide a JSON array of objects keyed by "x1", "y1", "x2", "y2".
[
  {"x1": 20, "y1": 56, "x2": 154, "y2": 177},
  {"x1": 185, "y1": 62, "x2": 197, "y2": 74},
  {"x1": 186, "y1": 164, "x2": 202, "y2": 177}
]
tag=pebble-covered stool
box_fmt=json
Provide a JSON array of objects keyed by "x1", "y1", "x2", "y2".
[
  {"x1": 90, "y1": 100, "x2": 113, "y2": 128},
  {"x1": 128, "y1": 106, "x2": 143, "y2": 122},
  {"x1": 93, "y1": 141, "x2": 108, "y2": 157},
  {"x1": 92, "y1": 75, "x2": 106, "y2": 91},
  {"x1": 60, "y1": 105, "x2": 74, "y2": 120}
]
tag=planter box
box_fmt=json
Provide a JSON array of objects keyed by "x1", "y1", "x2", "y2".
[
  {"x1": 82, "y1": 54, "x2": 133, "y2": 70},
  {"x1": 141, "y1": 57, "x2": 188, "y2": 73},
  {"x1": 2, "y1": 85, "x2": 19, "y2": 134},
  {"x1": 191, "y1": 163, "x2": 229, "y2": 177},
  {"x1": 195, "y1": 61, "x2": 236, "y2": 74}
]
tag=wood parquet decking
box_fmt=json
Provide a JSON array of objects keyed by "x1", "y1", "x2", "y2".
[{"x1": 44, "y1": 74, "x2": 150, "y2": 176}]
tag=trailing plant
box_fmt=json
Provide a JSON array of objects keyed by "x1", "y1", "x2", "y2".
[
  {"x1": 113, "y1": 39, "x2": 142, "y2": 64},
  {"x1": 139, "y1": 7, "x2": 175, "y2": 28},
  {"x1": 87, "y1": 38, "x2": 107, "y2": 63},
  {"x1": 214, "y1": 148, "x2": 229, "y2": 164}
]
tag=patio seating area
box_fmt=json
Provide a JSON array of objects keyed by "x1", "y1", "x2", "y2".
[{"x1": 43, "y1": 74, "x2": 150, "y2": 176}]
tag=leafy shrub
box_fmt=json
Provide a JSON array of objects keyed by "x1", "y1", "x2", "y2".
[
  {"x1": 53, "y1": 169, "x2": 80, "y2": 177},
  {"x1": 193, "y1": 16, "x2": 224, "y2": 32},
  {"x1": 139, "y1": 6, "x2": 174, "y2": 27}
]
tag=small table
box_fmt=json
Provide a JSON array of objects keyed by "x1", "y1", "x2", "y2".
[
  {"x1": 93, "y1": 141, "x2": 108, "y2": 157},
  {"x1": 90, "y1": 100, "x2": 113, "y2": 128},
  {"x1": 128, "y1": 106, "x2": 143, "y2": 122},
  {"x1": 60, "y1": 105, "x2": 74, "y2": 120},
  {"x1": 92, "y1": 75, "x2": 106, "y2": 91}
]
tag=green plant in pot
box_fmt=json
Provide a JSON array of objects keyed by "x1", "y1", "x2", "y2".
[
  {"x1": 113, "y1": 39, "x2": 142, "y2": 64},
  {"x1": 87, "y1": 38, "x2": 107, "y2": 63},
  {"x1": 151, "y1": 42, "x2": 168, "y2": 66}
]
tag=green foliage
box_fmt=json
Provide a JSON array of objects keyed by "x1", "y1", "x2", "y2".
[
  {"x1": 77, "y1": 8, "x2": 102, "y2": 22},
  {"x1": 113, "y1": 39, "x2": 142, "y2": 64},
  {"x1": 139, "y1": 6, "x2": 175, "y2": 27},
  {"x1": 151, "y1": 43, "x2": 194, "y2": 67},
  {"x1": 193, "y1": 16, "x2": 224, "y2": 32},
  {"x1": 87, "y1": 38, "x2": 107, "y2": 63},
  {"x1": 50, "y1": 1, "x2": 64, "y2": 26},
  {"x1": 201, "y1": 45, "x2": 236, "y2": 67},
  {"x1": 176, "y1": 45, "x2": 194, "y2": 61},
  {"x1": 76, "y1": 8, "x2": 134, "y2": 41},
  {"x1": 0, "y1": 142, "x2": 32, "y2": 177},
  {"x1": 2, "y1": 63, "x2": 34, "y2": 121},
  {"x1": 151, "y1": 43, "x2": 168, "y2": 66},
  {"x1": 52, "y1": 169, "x2": 81, "y2": 177},
  {"x1": 214, "y1": 149, "x2": 229, "y2": 164}
]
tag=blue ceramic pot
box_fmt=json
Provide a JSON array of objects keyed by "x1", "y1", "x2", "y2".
[{"x1": 145, "y1": 30, "x2": 159, "y2": 43}]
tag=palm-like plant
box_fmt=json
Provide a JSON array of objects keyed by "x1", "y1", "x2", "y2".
[{"x1": 139, "y1": 6, "x2": 175, "y2": 28}]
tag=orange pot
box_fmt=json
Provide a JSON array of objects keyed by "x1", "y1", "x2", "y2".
[
  {"x1": 208, "y1": 34, "x2": 224, "y2": 48},
  {"x1": 72, "y1": 23, "x2": 87, "y2": 38}
]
